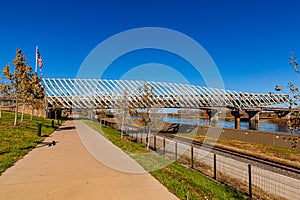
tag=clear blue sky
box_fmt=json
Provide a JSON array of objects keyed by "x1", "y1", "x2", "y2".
[{"x1": 1, "y1": 0, "x2": 300, "y2": 93}]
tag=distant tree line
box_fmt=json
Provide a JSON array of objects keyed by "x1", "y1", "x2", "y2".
[{"x1": 0, "y1": 49, "x2": 45, "y2": 126}]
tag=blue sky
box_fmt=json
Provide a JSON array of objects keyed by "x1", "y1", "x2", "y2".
[{"x1": 1, "y1": 0, "x2": 300, "y2": 93}]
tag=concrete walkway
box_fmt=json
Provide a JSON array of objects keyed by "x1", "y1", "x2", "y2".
[{"x1": 0, "y1": 120, "x2": 178, "y2": 200}]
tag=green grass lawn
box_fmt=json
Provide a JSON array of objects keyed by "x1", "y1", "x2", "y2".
[
  {"x1": 83, "y1": 119, "x2": 247, "y2": 200},
  {"x1": 0, "y1": 111, "x2": 59, "y2": 175}
]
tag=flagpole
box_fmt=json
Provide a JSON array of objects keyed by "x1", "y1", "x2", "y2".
[{"x1": 35, "y1": 45, "x2": 38, "y2": 73}]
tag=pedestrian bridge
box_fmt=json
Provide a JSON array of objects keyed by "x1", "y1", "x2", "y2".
[{"x1": 42, "y1": 78, "x2": 289, "y2": 110}]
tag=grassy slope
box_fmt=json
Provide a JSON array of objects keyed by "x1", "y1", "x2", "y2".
[
  {"x1": 0, "y1": 111, "x2": 58, "y2": 175},
  {"x1": 84, "y1": 120, "x2": 247, "y2": 200}
]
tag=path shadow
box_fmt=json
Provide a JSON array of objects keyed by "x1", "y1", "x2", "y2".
[
  {"x1": 55, "y1": 126, "x2": 76, "y2": 131},
  {"x1": 36, "y1": 141, "x2": 59, "y2": 148},
  {"x1": 41, "y1": 135, "x2": 53, "y2": 138}
]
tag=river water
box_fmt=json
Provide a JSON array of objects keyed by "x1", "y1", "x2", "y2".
[{"x1": 164, "y1": 116, "x2": 294, "y2": 134}]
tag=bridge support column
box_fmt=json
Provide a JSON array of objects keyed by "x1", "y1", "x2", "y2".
[
  {"x1": 207, "y1": 110, "x2": 220, "y2": 127},
  {"x1": 231, "y1": 110, "x2": 241, "y2": 129},
  {"x1": 277, "y1": 111, "x2": 291, "y2": 120},
  {"x1": 246, "y1": 111, "x2": 260, "y2": 130}
]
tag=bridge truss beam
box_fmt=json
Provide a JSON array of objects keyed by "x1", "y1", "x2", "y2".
[{"x1": 42, "y1": 78, "x2": 290, "y2": 110}]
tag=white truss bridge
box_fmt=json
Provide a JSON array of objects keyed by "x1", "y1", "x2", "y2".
[{"x1": 42, "y1": 78, "x2": 289, "y2": 110}]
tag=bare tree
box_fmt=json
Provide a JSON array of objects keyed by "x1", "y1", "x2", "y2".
[
  {"x1": 275, "y1": 51, "x2": 300, "y2": 133},
  {"x1": 146, "y1": 105, "x2": 164, "y2": 150},
  {"x1": 275, "y1": 51, "x2": 300, "y2": 149},
  {"x1": 136, "y1": 81, "x2": 164, "y2": 150},
  {"x1": 115, "y1": 90, "x2": 131, "y2": 139}
]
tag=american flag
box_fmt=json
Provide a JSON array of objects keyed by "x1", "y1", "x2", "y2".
[{"x1": 36, "y1": 47, "x2": 43, "y2": 75}]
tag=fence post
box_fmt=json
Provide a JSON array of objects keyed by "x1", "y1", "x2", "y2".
[
  {"x1": 191, "y1": 146, "x2": 194, "y2": 168},
  {"x1": 213, "y1": 154, "x2": 217, "y2": 180},
  {"x1": 175, "y1": 141, "x2": 177, "y2": 161},
  {"x1": 248, "y1": 164, "x2": 252, "y2": 198},
  {"x1": 140, "y1": 133, "x2": 143, "y2": 143},
  {"x1": 51, "y1": 120, "x2": 54, "y2": 128},
  {"x1": 163, "y1": 138, "x2": 166, "y2": 155}
]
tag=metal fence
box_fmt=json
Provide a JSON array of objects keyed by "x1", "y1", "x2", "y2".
[{"x1": 129, "y1": 132, "x2": 300, "y2": 200}]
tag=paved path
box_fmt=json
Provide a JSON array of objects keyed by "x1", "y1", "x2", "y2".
[{"x1": 0, "y1": 120, "x2": 178, "y2": 200}]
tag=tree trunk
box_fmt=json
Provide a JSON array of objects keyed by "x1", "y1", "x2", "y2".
[
  {"x1": 146, "y1": 126, "x2": 151, "y2": 150},
  {"x1": 14, "y1": 99, "x2": 18, "y2": 127},
  {"x1": 0, "y1": 101, "x2": 2, "y2": 119},
  {"x1": 21, "y1": 103, "x2": 25, "y2": 122},
  {"x1": 55, "y1": 110, "x2": 57, "y2": 122},
  {"x1": 121, "y1": 114, "x2": 125, "y2": 139},
  {"x1": 31, "y1": 104, "x2": 34, "y2": 120}
]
